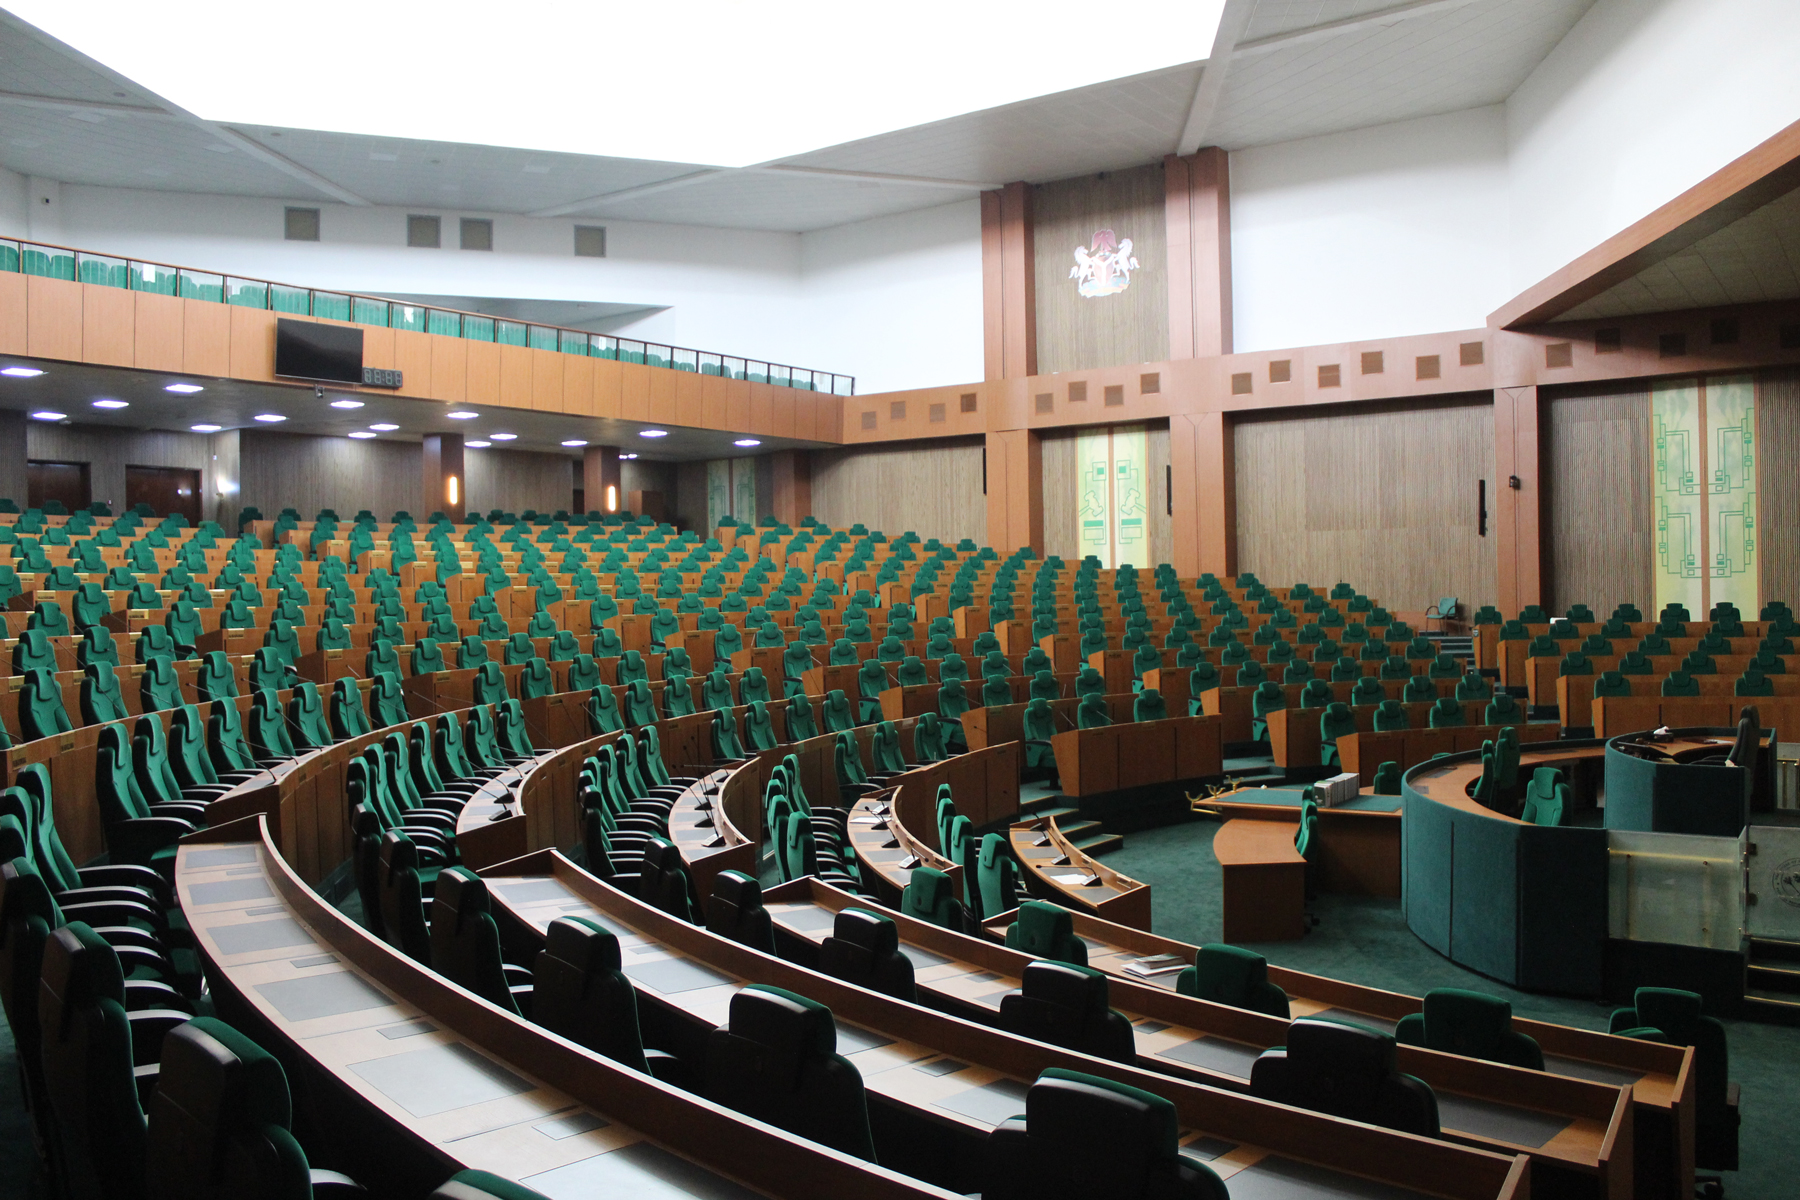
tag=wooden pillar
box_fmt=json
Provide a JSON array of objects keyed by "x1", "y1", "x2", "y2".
[
  {"x1": 1495, "y1": 385, "x2": 1545, "y2": 616},
  {"x1": 767, "y1": 450, "x2": 812, "y2": 526},
  {"x1": 584, "y1": 444, "x2": 621, "y2": 514},
  {"x1": 422, "y1": 433, "x2": 464, "y2": 518},
  {"x1": 984, "y1": 429, "x2": 1042, "y2": 555},
  {"x1": 980, "y1": 182, "x2": 1036, "y2": 381},
  {"x1": 1170, "y1": 410, "x2": 1236, "y2": 581},
  {"x1": 1165, "y1": 147, "x2": 1233, "y2": 360}
]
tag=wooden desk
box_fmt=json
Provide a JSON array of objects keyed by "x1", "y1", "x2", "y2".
[
  {"x1": 1197, "y1": 788, "x2": 1402, "y2": 898},
  {"x1": 1337, "y1": 722, "x2": 1560, "y2": 786},
  {"x1": 177, "y1": 817, "x2": 949, "y2": 1200},
  {"x1": 478, "y1": 850, "x2": 1526, "y2": 1200},
  {"x1": 764, "y1": 879, "x2": 1626, "y2": 1198},
  {"x1": 1590, "y1": 695, "x2": 1771, "y2": 739},
  {"x1": 1212, "y1": 819, "x2": 1307, "y2": 941},
  {"x1": 1008, "y1": 816, "x2": 1152, "y2": 929},
  {"x1": 1049, "y1": 714, "x2": 1222, "y2": 796},
  {"x1": 976, "y1": 898, "x2": 1694, "y2": 1200}
]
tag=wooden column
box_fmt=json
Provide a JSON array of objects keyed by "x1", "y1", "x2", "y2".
[
  {"x1": 980, "y1": 182, "x2": 1036, "y2": 381},
  {"x1": 1494, "y1": 385, "x2": 1545, "y2": 616},
  {"x1": 584, "y1": 444, "x2": 621, "y2": 514},
  {"x1": 422, "y1": 433, "x2": 465, "y2": 517},
  {"x1": 984, "y1": 429, "x2": 1043, "y2": 555},
  {"x1": 1165, "y1": 147, "x2": 1233, "y2": 359},
  {"x1": 767, "y1": 450, "x2": 812, "y2": 526}
]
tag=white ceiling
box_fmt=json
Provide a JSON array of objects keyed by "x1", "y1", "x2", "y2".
[{"x1": 0, "y1": 0, "x2": 1596, "y2": 234}]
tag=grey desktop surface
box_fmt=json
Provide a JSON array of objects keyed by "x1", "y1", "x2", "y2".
[
  {"x1": 349, "y1": 1042, "x2": 534, "y2": 1118},
  {"x1": 254, "y1": 971, "x2": 391, "y2": 1022}
]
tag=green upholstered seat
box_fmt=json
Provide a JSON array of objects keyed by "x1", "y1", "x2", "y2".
[
  {"x1": 900, "y1": 865, "x2": 963, "y2": 931},
  {"x1": 1607, "y1": 987, "x2": 1738, "y2": 1171},
  {"x1": 1176, "y1": 943, "x2": 1289, "y2": 1018},
  {"x1": 1396, "y1": 988, "x2": 1544, "y2": 1070},
  {"x1": 996, "y1": 961, "x2": 1136, "y2": 1065},
  {"x1": 1427, "y1": 697, "x2": 1465, "y2": 728},
  {"x1": 1373, "y1": 699, "x2": 1408, "y2": 732}
]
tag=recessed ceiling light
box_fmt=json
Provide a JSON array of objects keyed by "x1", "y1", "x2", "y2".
[
  {"x1": 92, "y1": 398, "x2": 129, "y2": 409},
  {"x1": 490, "y1": 432, "x2": 517, "y2": 441},
  {"x1": 639, "y1": 428, "x2": 668, "y2": 438},
  {"x1": 734, "y1": 438, "x2": 761, "y2": 447},
  {"x1": 164, "y1": 382, "x2": 204, "y2": 394},
  {"x1": 190, "y1": 423, "x2": 222, "y2": 432},
  {"x1": 2, "y1": 366, "x2": 46, "y2": 378},
  {"x1": 446, "y1": 410, "x2": 479, "y2": 419},
  {"x1": 369, "y1": 423, "x2": 399, "y2": 432},
  {"x1": 348, "y1": 431, "x2": 376, "y2": 439},
  {"x1": 29, "y1": 410, "x2": 66, "y2": 421},
  {"x1": 619, "y1": 452, "x2": 638, "y2": 460},
  {"x1": 561, "y1": 439, "x2": 588, "y2": 447},
  {"x1": 329, "y1": 398, "x2": 364, "y2": 409},
  {"x1": 465, "y1": 440, "x2": 491, "y2": 448},
  {"x1": 254, "y1": 413, "x2": 287, "y2": 422}
]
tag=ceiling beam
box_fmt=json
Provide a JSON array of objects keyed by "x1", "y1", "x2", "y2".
[
  {"x1": 0, "y1": 90, "x2": 174, "y2": 118},
  {"x1": 757, "y1": 165, "x2": 1002, "y2": 191},
  {"x1": 1490, "y1": 116, "x2": 1800, "y2": 328},
  {"x1": 529, "y1": 169, "x2": 731, "y2": 218},
  {"x1": 1234, "y1": 0, "x2": 1483, "y2": 56},
  {"x1": 1176, "y1": 0, "x2": 1256, "y2": 156}
]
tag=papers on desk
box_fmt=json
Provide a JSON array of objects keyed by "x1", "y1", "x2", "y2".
[
  {"x1": 850, "y1": 816, "x2": 888, "y2": 827},
  {"x1": 1050, "y1": 872, "x2": 1100, "y2": 886},
  {"x1": 1124, "y1": 954, "x2": 1187, "y2": 978}
]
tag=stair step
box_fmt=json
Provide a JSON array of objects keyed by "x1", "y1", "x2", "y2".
[
  {"x1": 1747, "y1": 962, "x2": 1800, "y2": 993},
  {"x1": 1018, "y1": 794, "x2": 1074, "y2": 815},
  {"x1": 1073, "y1": 832, "x2": 1125, "y2": 857},
  {"x1": 1749, "y1": 936, "x2": 1800, "y2": 964},
  {"x1": 1743, "y1": 992, "x2": 1800, "y2": 1024},
  {"x1": 1026, "y1": 804, "x2": 1082, "y2": 824},
  {"x1": 1058, "y1": 819, "x2": 1104, "y2": 842}
]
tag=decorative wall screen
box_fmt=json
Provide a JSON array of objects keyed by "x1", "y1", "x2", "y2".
[
  {"x1": 706, "y1": 459, "x2": 758, "y2": 529},
  {"x1": 1651, "y1": 375, "x2": 1756, "y2": 616},
  {"x1": 1075, "y1": 424, "x2": 1148, "y2": 569}
]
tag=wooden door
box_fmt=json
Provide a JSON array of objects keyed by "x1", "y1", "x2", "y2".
[
  {"x1": 27, "y1": 460, "x2": 90, "y2": 513},
  {"x1": 126, "y1": 465, "x2": 202, "y2": 524}
]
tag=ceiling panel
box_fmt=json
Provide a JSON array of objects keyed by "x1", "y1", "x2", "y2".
[
  {"x1": 578, "y1": 169, "x2": 975, "y2": 234},
  {"x1": 1242, "y1": 0, "x2": 1417, "y2": 42}
]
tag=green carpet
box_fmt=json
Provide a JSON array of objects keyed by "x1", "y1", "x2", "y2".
[{"x1": 1105, "y1": 815, "x2": 1800, "y2": 1199}]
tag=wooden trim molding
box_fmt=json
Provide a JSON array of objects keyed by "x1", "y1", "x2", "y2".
[
  {"x1": 981, "y1": 182, "x2": 1037, "y2": 380},
  {"x1": 1165, "y1": 148, "x2": 1233, "y2": 359}
]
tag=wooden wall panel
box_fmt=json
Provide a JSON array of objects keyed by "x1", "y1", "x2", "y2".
[
  {"x1": 498, "y1": 345, "x2": 533, "y2": 410},
  {"x1": 0, "y1": 273, "x2": 25, "y2": 356},
  {"x1": 132, "y1": 292, "x2": 183, "y2": 373},
  {"x1": 771, "y1": 389, "x2": 797, "y2": 439},
  {"x1": 530, "y1": 350, "x2": 564, "y2": 413},
  {"x1": 180, "y1": 299, "x2": 230, "y2": 377},
  {"x1": 561, "y1": 355, "x2": 595, "y2": 417},
  {"x1": 811, "y1": 437, "x2": 986, "y2": 546},
  {"x1": 1543, "y1": 383, "x2": 1654, "y2": 617},
  {"x1": 674, "y1": 368, "x2": 703, "y2": 428},
  {"x1": 228, "y1": 306, "x2": 276, "y2": 381},
  {"x1": 428, "y1": 334, "x2": 468, "y2": 404},
  {"x1": 1233, "y1": 397, "x2": 1497, "y2": 613},
  {"x1": 392, "y1": 329, "x2": 434, "y2": 398},
  {"x1": 361, "y1": 327, "x2": 395, "y2": 372},
  {"x1": 620, "y1": 362, "x2": 650, "y2": 422},
  {"x1": 1757, "y1": 369, "x2": 1800, "y2": 607},
  {"x1": 647, "y1": 363, "x2": 678, "y2": 427},
  {"x1": 28, "y1": 423, "x2": 216, "y2": 515},
  {"x1": 1147, "y1": 422, "x2": 1172, "y2": 570},
  {"x1": 593, "y1": 357, "x2": 622, "y2": 419},
  {"x1": 467, "y1": 446, "x2": 578, "y2": 516},
  {"x1": 81, "y1": 283, "x2": 134, "y2": 367},
  {"x1": 25, "y1": 275, "x2": 82, "y2": 361},
  {"x1": 240, "y1": 430, "x2": 421, "y2": 521},
  {"x1": 1033, "y1": 163, "x2": 1169, "y2": 375}
]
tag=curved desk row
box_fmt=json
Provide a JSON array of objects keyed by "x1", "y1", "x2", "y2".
[
  {"x1": 1008, "y1": 815, "x2": 1152, "y2": 929},
  {"x1": 1476, "y1": 622, "x2": 1776, "y2": 678},
  {"x1": 976, "y1": 895, "x2": 1695, "y2": 1200},
  {"x1": 175, "y1": 816, "x2": 955, "y2": 1200},
  {"x1": 1339, "y1": 722, "x2": 1560, "y2": 787},
  {"x1": 476, "y1": 849, "x2": 1528, "y2": 1200},
  {"x1": 762, "y1": 878, "x2": 1631, "y2": 1199}
]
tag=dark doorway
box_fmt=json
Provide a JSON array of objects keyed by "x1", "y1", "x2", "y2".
[
  {"x1": 28, "y1": 460, "x2": 90, "y2": 514},
  {"x1": 126, "y1": 465, "x2": 202, "y2": 524}
]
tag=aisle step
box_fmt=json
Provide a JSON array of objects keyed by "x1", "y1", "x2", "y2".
[{"x1": 1073, "y1": 832, "x2": 1125, "y2": 857}]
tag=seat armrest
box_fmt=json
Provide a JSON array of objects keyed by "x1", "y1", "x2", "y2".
[
  {"x1": 309, "y1": 1169, "x2": 368, "y2": 1197},
  {"x1": 108, "y1": 816, "x2": 202, "y2": 867},
  {"x1": 127, "y1": 1008, "x2": 194, "y2": 1065},
  {"x1": 124, "y1": 978, "x2": 193, "y2": 1013}
]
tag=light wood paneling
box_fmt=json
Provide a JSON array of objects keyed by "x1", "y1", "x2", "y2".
[
  {"x1": 466, "y1": 341, "x2": 500, "y2": 406},
  {"x1": 81, "y1": 283, "x2": 134, "y2": 367},
  {"x1": 620, "y1": 361, "x2": 650, "y2": 422},
  {"x1": 361, "y1": 326, "x2": 395, "y2": 373},
  {"x1": 811, "y1": 437, "x2": 986, "y2": 546},
  {"x1": 467, "y1": 446, "x2": 578, "y2": 517},
  {"x1": 674, "y1": 368, "x2": 703, "y2": 428},
  {"x1": 1758, "y1": 369, "x2": 1800, "y2": 606},
  {"x1": 562, "y1": 355, "x2": 595, "y2": 417},
  {"x1": 1147, "y1": 422, "x2": 1172, "y2": 569},
  {"x1": 1034, "y1": 163, "x2": 1169, "y2": 375},
  {"x1": 0, "y1": 273, "x2": 25, "y2": 356},
  {"x1": 180, "y1": 298, "x2": 230, "y2": 376},
  {"x1": 498, "y1": 345, "x2": 533, "y2": 409},
  {"x1": 530, "y1": 350, "x2": 564, "y2": 413},
  {"x1": 593, "y1": 358, "x2": 622, "y2": 419},
  {"x1": 393, "y1": 329, "x2": 434, "y2": 399},
  {"x1": 428, "y1": 334, "x2": 468, "y2": 404},
  {"x1": 647, "y1": 364, "x2": 677, "y2": 426},
  {"x1": 229, "y1": 306, "x2": 276, "y2": 381},
  {"x1": 25, "y1": 275, "x2": 83, "y2": 361},
  {"x1": 1543, "y1": 383, "x2": 1654, "y2": 617},
  {"x1": 1233, "y1": 396, "x2": 1497, "y2": 613},
  {"x1": 29, "y1": 423, "x2": 215, "y2": 516},
  {"x1": 240, "y1": 430, "x2": 421, "y2": 522},
  {"x1": 132, "y1": 292, "x2": 183, "y2": 372}
]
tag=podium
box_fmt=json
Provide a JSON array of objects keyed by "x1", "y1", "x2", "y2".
[{"x1": 1086, "y1": 649, "x2": 1136, "y2": 697}]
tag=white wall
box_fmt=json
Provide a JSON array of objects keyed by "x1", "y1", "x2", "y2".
[
  {"x1": 797, "y1": 200, "x2": 983, "y2": 393},
  {"x1": 29, "y1": 182, "x2": 982, "y2": 396},
  {"x1": 0, "y1": 165, "x2": 26, "y2": 240},
  {"x1": 1505, "y1": 0, "x2": 1800, "y2": 295},
  {"x1": 1229, "y1": 106, "x2": 1511, "y2": 353}
]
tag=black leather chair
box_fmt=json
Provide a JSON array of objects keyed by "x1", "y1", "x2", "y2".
[
  {"x1": 530, "y1": 917, "x2": 681, "y2": 1081},
  {"x1": 818, "y1": 907, "x2": 916, "y2": 1002},
  {"x1": 377, "y1": 831, "x2": 432, "y2": 965},
  {"x1": 703, "y1": 985, "x2": 876, "y2": 1162},
  {"x1": 982, "y1": 1067, "x2": 1228, "y2": 1200},
  {"x1": 637, "y1": 837, "x2": 696, "y2": 922},
  {"x1": 429, "y1": 868, "x2": 532, "y2": 1016},
  {"x1": 997, "y1": 961, "x2": 1136, "y2": 1064},
  {"x1": 1248, "y1": 1018, "x2": 1439, "y2": 1137},
  {"x1": 706, "y1": 870, "x2": 775, "y2": 954}
]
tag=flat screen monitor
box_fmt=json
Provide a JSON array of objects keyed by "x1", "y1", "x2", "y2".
[{"x1": 275, "y1": 318, "x2": 363, "y2": 384}]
